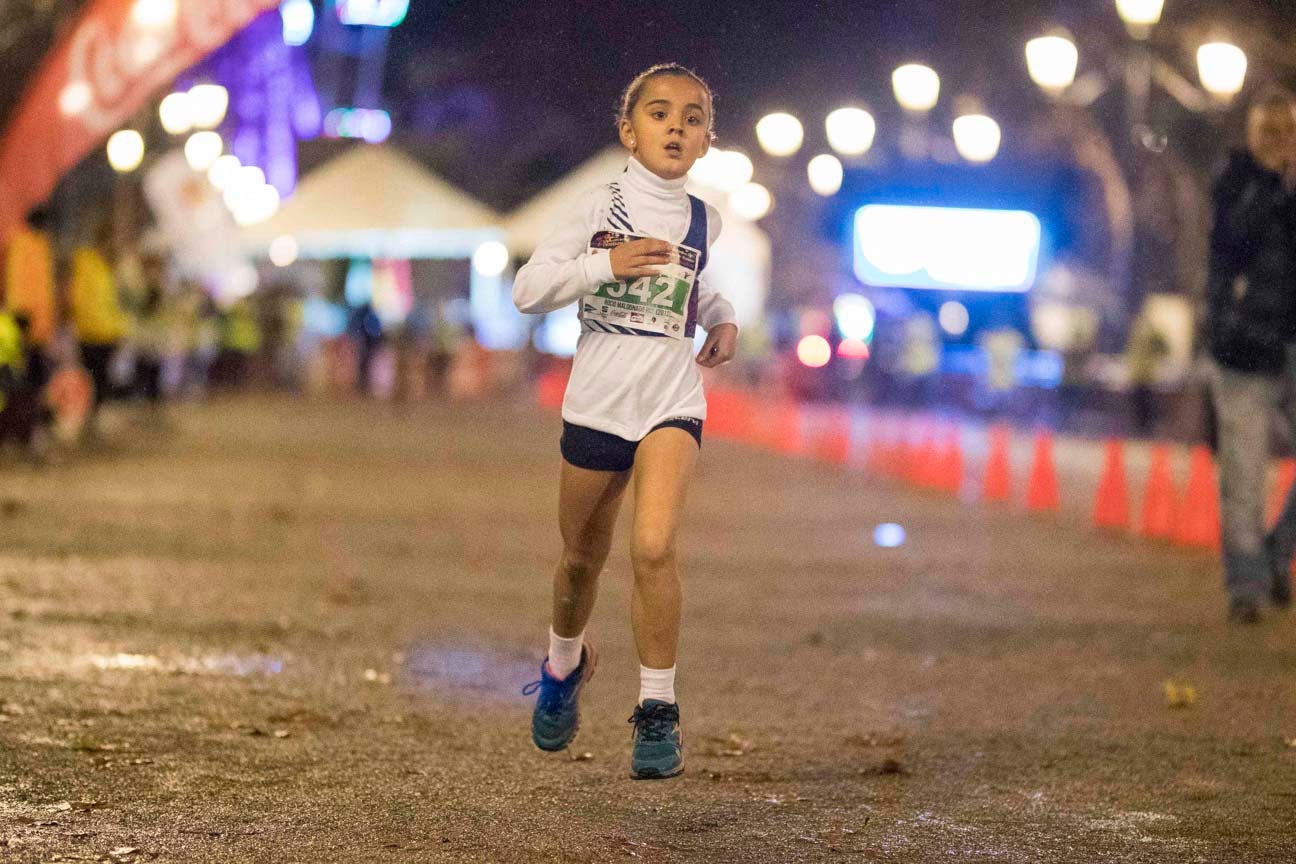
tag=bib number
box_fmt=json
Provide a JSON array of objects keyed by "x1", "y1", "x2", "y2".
[{"x1": 585, "y1": 231, "x2": 699, "y2": 339}]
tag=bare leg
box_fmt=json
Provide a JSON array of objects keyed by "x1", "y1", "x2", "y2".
[
  {"x1": 629, "y1": 428, "x2": 699, "y2": 669},
  {"x1": 551, "y1": 461, "x2": 631, "y2": 637}
]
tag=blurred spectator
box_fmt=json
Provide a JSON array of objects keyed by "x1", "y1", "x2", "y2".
[
  {"x1": 1126, "y1": 312, "x2": 1170, "y2": 436},
  {"x1": 0, "y1": 311, "x2": 49, "y2": 458},
  {"x1": 349, "y1": 302, "x2": 382, "y2": 396},
  {"x1": 1204, "y1": 93, "x2": 1296, "y2": 624},
  {"x1": 212, "y1": 299, "x2": 262, "y2": 389},
  {"x1": 68, "y1": 223, "x2": 128, "y2": 422},
  {"x1": 4, "y1": 208, "x2": 57, "y2": 390},
  {"x1": 131, "y1": 252, "x2": 172, "y2": 412},
  {"x1": 898, "y1": 312, "x2": 939, "y2": 408},
  {"x1": 978, "y1": 324, "x2": 1024, "y2": 418}
]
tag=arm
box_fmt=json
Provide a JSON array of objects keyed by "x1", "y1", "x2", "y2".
[
  {"x1": 694, "y1": 204, "x2": 738, "y2": 366},
  {"x1": 696, "y1": 273, "x2": 737, "y2": 332},
  {"x1": 512, "y1": 188, "x2": 615, "y2": 315},
  {"x1": 1205, "y1": 156, "x2": 1251, "y2": 324}
]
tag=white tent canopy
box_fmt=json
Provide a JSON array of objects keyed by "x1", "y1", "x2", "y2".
[
  {"x1": 503, "y1": 147, "x2": 771, "y2": 330},
  {"x1": 242, "y1": 144, "x2": 503, "y2": 260}
]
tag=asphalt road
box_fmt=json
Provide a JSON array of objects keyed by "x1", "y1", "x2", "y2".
[{"x1": 0, "y1": 396, "x2": 1292, "y2": 863}]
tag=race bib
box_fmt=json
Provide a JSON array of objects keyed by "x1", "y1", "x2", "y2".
[{"x1": 584, "y1": 231, "x2": 699, "y2": 339}]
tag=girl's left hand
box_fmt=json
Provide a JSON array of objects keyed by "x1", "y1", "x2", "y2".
[{"x1": 695, "y1": 323, "x2": 738, "y2": 367}]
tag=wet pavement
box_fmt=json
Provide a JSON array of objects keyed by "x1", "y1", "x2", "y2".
[{"x1": 0, "y1": 396, "x2": 1293, "y2": 862}]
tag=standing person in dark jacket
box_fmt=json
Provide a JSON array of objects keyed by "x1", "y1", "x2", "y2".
[{"x1": 1206, "y1": 93, "x2": 1296, "y2": 624}]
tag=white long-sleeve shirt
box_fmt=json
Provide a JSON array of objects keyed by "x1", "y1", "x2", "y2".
[{"x1": 514, "y1": 156, "x2": 737, "y2": 441}]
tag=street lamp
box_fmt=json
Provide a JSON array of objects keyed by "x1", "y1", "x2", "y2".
[
  {"x1": 825, "y1": 107, "x2": 876, "y2": 156},
  {"x1": 472, "y1": 240, "x2": 510, "y2": 277},
  {"x1": 711, "y1": 149, "x2": 755, "y2": 192},
  {"x1": 730, "y1": 182, "x2": 772, "y2": 221},
  {"x1": 952, "y1": 114, "x2": 1001, "y2": 163},
  {"x1": 184, "y1": 131, "x2": 223, "y2": 172},
  {"x1": 756, "y1": 112, "x2": 804, "y2": 157},
  {"x1": 807, "y1": 154, "x2": 843, "y2": 196},
  {"x1": 207, "y1": 154, "x2": 242, "y2": 190},
  {"x1": 159, "y1": 91, "x2": 193, "y2": 135},
  {"x1": 1114, "y1": 0, "x2": 1164, "y2": 38},
  {"x1": 106, "y1": 130, "x2": 145, "y2": 173},
  {"x1": 1197, "y1": 42, "x2": 1247, "y2": 101},
  {"x1": 1025, "y1": 33, "x2": 1078, "y2": 96},
  {"x1": 188, "y1": 84, "x2": 229, "y2": 130},
  {"x1": 892, "y1": 64, "x2": 940, "y2": 113}
]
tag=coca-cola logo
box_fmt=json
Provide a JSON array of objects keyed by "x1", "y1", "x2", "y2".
[{"x1": 60, "y1": 0, "x2": 278, "y2": 134}]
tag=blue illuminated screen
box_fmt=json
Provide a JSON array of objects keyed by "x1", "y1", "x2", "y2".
[{"x1": 853, "y1": 205, "x2": 1042, "y2": 293}]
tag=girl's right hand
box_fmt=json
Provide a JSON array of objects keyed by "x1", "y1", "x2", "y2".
[{"x1": 609, "y1": 238, "x2": 673, "y2": 279}]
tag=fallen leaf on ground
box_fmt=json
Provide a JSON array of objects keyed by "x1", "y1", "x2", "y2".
[
  {"x1": 1164, "y1": 681, "x2": 1198, "y2": 708},
  {"x1": 718, "y1": 733, "x2": 753, "y2": 757}
]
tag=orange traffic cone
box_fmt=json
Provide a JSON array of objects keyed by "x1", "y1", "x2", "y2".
[
  {"x1": 911, "y1": 425, "x2": 939, "y2": 488},
  {"x1": 1092, "y1": 439, "x2": 1131, "y2": 531},
  {"x1": 1176, "y1": 445, "x2": 1221, "y2": 549},
  {"x1": 1026, "y1": 431, "x2": 1060, "y2": 513},
  {"x1": 1139, "y1": 444, "x2": 1179, "y2": 540},
  {"x1": 937, "y1": 425, "x2": 964, "y2": 495},
  {"x1": 1267, "y1": 459, "x2": 1296, "y2": 528},
  {"x1": 815, "y1": 408, "x2": 851, "y2": 465},
  {"x1": 776, "y1": 400, "x2": 803, "y2": 455},
  {"x1": 982, "y1": 424, "x2": 1013, "y2": 503},
  {"x1": 536, "y1": 370, "x2": 568, "y2": 410},
  {"x1": 705, "y1": 388, "x2": 735, "y2": 439}
]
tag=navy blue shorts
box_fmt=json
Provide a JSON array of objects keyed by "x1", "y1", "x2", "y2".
[{"x1": 561, "y1": 418, "x2": 703, "y2": 472}]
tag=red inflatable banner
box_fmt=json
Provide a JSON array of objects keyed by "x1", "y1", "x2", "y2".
[{"x1": 0, "y1": 0, "x2": 279, "y2": 243}]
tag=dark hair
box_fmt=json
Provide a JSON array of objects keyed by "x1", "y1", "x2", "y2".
[
  {"x1": 24, "y1": 206, "x2": 50, "y2": 231},
  {"x1": 618, "y1": 63, "x2": 714, "y2": 133}
]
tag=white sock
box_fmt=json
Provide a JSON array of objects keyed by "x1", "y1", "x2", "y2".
[
  {"x1": 639, "y1": 665, "x2": 676, "y2": 705},
  {"x1": 547, "y1": 627, "x2": 584, "y2": 680}
]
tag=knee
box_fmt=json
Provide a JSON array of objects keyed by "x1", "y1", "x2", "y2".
[
  {"x1": 631, "y1": 532, "x2": 676, "y2": 576},
  {"x1": 560, "y1": 544, "x2": 606, "y2": 582}
]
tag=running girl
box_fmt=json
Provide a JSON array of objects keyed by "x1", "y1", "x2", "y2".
[{"x1": 515, "y1": 63, "x2": 738, "y2": 779}]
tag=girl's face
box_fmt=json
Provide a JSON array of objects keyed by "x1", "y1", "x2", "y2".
[{"x1": 619, "y1": 75, "x2": 711, "y2": 180}]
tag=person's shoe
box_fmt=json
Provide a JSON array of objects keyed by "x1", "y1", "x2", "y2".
[
  {"x1": 523, "y1": 643, "x2": 596, "y2": 752},
  {"x1": 1264, "y1": 538, "x2": 1292, "y2": 609},
  {"x1": 1228, "y1": 597, "x2": 1261, "y2": 625},
  {"x1": 628, "y1": 699, "x2": 683, "y2": 780}
]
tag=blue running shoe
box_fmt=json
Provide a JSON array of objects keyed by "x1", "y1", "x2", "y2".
[
  {"x1": 628, "y1": 699, "x2": 683, "y2": 780},
  {"x1": 523, "y1": 643, "x2": 596, "y2": 752}
]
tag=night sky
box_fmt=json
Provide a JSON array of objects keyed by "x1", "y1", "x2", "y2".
[{"x1": 368, "y1": 0, "x2": 1296, "y2": 210}]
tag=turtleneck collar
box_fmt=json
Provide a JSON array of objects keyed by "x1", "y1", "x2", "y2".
[{"x1": 624, "y1": 155, "x2": 689, "y2": 199}]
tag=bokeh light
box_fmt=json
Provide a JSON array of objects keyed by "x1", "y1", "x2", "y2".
[
  {"x1": 825, "y1": 107, "x2": 876, "y2": 156},
  {"x1": 939, "y1": 301, "x2": 970, "y2": 336},
  {"x1": 796, "y1": 334, "x2": 832, "y2": 368},
  {"x1": 807, "y1": 154, "x2": 843, "y2": 196},
  {"x1": 755, "y1": 112, "x2": 804, "y2": 157},
  {"x1": 730, "y1": 182, "x2": 772, "y2": 221},
  {"x1": 107, "y1": 130, "x2": 145, "y2": 173},
  {"x1": 833, "y1": 293, "x2": 876, "y2": 342},
  {"x1": 269, "y1": 235, "x2": 299, "y2": 267},
  {"x1": 472, "y1": 241, "x2": 510, "y2": 277},
  {"x1": 874, "y1": 523, "x2": 907, "y2": 548}
]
